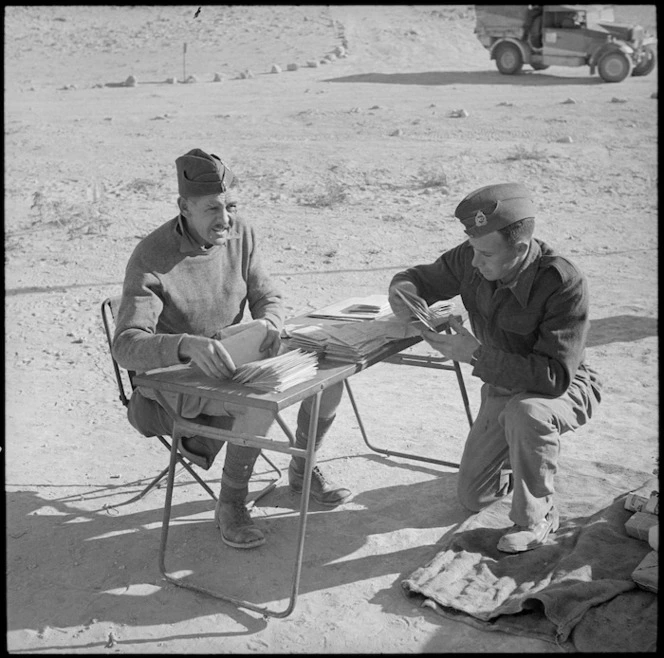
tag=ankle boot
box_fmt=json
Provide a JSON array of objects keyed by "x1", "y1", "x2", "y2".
[
  {"x1": 215, "y1": 496, "x2": 265, "y2": 549},
  {"x1": 289, "y1": 408, "x2": 352, "y2": 506}
]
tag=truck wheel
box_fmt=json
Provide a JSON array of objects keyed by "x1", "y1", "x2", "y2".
[
  {"x1": 494, "y1": 43, "x2": 523, "y2": 75},
  {"x1": 632, "y1": 46, "x2": 656, "y2": 77},
  {"x1": 598, "y1": 51, "x2": 633, "y2": 83}
]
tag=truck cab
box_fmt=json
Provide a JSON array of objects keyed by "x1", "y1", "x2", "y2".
[{"x1": 474, "y1": 4, "x2": 657, "y2": 82}]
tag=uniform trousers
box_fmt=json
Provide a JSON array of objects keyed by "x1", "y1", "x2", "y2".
[
  {"x1": 127, "y1": 381, "x2": 345, "y2": 500},
  {"x1": 457, "y1": 377, "x2": 601, "y2": 527}
]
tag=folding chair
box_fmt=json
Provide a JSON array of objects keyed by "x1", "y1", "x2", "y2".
[{"x1": 100, "y1": 296, "x2": 282, "y2": 510}]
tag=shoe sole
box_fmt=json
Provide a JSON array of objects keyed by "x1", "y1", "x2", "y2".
[
  {"x1": 214, "y1": 517, "x2": 265, "y2": 549},
  {"x1": 288, "y1": 484, "x2": 352, "y2": 507},
  {"x1": 497, "y1": 515, "x2": 560, "y2": 553},
  {"x1": 220, "y1": 534, "x2": 265, "y2": 549}
]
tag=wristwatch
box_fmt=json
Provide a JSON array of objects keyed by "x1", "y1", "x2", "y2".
[{"x1": 470, "y1": 345, "x2": 482, "y2": 368}]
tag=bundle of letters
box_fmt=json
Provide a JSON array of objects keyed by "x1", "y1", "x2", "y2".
[
  {"x1": 624, "y1": 480, "x2": 659, "y2": 593},
  {"x1": 232, "y1": 349, "x2": 319, "y2": 393},
  {"x1": 286, "y1": 299, "x2": 456, "y2": 363}
]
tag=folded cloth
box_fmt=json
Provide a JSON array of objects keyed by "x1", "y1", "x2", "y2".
[{"x1": 401, "y1": 458, "x2": 658, "y2": 652}]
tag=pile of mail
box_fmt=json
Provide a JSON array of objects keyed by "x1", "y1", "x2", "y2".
[
  {"x1": 233, "y1": 349, "x2": 319, "y2": 393},
  {"x1": 286, "y1": 299, "x2": 455, "y2": 363},
  {"x1": 215, "y1": 320, "x2": 319, "y2": 393}
]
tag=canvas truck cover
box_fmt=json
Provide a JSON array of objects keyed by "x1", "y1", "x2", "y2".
[{"x1": 475, "y1": 5, "x2": 530, "y2": 31}]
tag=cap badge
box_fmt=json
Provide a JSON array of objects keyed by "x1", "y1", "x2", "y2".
[{"x1": 475, "y1": 210, "x2": 487, "y2": 226}]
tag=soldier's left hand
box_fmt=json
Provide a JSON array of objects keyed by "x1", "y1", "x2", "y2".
[{"x1": 421, "y1": 317, "x2": 480, "y2": 363}]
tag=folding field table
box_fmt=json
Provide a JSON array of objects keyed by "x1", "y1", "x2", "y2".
[{"x1": 132, "y1": 312, "x2": 473, "y2": 618}]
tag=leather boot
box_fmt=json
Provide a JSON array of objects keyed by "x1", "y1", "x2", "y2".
[
  {"x1": 215, "y1": 496, "x2": 265, "y2": 549},
  {"x1": 289, "y1": 408, "x2": 352, "y2": 506}
]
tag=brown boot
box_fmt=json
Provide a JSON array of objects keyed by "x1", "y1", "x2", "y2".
[
  {"x1": 497, "y1": 506, "x2": 559, "y2": 553},
  {"x1": 214, "y1": 499, "x2": 265, "y2": 549},
  {"x1": 289, "y1": 461, "x2": 352, "y2": 507}
]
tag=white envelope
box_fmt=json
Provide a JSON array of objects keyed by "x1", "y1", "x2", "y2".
[{"x1": 218, "y1": 320, "x2": 268, "y2": 370}]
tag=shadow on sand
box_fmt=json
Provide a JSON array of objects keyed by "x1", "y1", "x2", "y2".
[{"x1": 323, "y1": 69, "x2": 602, "y2": 87}]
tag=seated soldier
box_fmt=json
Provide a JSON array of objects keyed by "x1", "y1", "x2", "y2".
[{"x1": 113, "y1": 148, "x2": 350, "y2": 550}]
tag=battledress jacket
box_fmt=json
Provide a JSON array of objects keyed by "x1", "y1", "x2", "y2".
[
  {"x1": 112, "y1": 214, "x2": 284, "y2": 374},
  {"x1": 390, "y1": 238, "x2": 601, "y2": 398}
]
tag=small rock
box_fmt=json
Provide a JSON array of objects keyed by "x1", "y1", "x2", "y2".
[
  {"x1": 319, "y1": 59, "x2": 330, "y2": 65},
  {"x1": 165, "y1": 77, "x2": 177, "y2": 84},
  {"x1": 185, "y1": 74, "x2": 198, "y2": 83},
  {"x1": 557, "y1": 135, "x2": 574, "y2": 143},
  {"x1": 610, "y1": 96, "x2": 627, "y2": 103},
  {"x1": 271, "y1": 64, "x2": 282, "y2": 74},
  {"x1": 124, "y1": 75, "x2": 137, "y2": 87},
  {"x1": 497, "y1": 101, "x2": 514, "y2": 106},
  {"x1": 306, "y1": 60, "x2": 319, "y2": 68},
  {"x1": 334, "y1": 45, "x2": 346, "y2": 56},
  {"x1": 561, "y1": 97, "x2": 576, "y2": 104},
  {"x1": 449, "y1": 109, "x2": 469, "y2": 118},
  {"x1": 324, "y1": 53, "x2": 337, "y2": 61},
  {"x1": 369, "y1": 105, "x2": 382, "y2": 110},
  {"x1": 390, "y1": 128, "x2": 403, "y2": 137},
  {"x1": 213, "y1": 72, "x2": 222, "y2": 82},
  {"x1": 650, "y1": 91, "x2": 657, "y2": 99},
  {"x1": 287, "y1": 63, "x2": 299, "y2": 71}
]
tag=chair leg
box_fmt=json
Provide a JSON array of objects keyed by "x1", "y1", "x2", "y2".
[
  {"x1": 247, "y1": 451, "x2": 283, "y2": 508},
  {"x1": 344, "y1": 379, "x2": 460, "y2": 469},
  {"x1": 156, "y1": 434, "x2": 217, "y2": 501},
  {"x1": 103, "y1": 465, "x2": 172, "y2": 511}
]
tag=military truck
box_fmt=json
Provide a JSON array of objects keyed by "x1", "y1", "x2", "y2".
[{"x1": 474, "y1": 4, "x2": 657, "y2": 82}]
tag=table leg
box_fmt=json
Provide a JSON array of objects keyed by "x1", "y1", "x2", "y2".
[
  {"x1": 344, "y1": 379, "x2": 460, "y2": 469},
  {"x1": 155, "y1": 391, "x2": 322, "y2": 618}
]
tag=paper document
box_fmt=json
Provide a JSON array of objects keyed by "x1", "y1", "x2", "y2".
[
  {"x1": 308, "y1": 295, "x2": 392, "y2": 321},
  {"x1": 394, "y1": 288, "x2": 452, "y2": 332},
  {"x1": 233, "y1": 349, "x2": 319, "y2": 392},
  {"x1": 217, "y1": 320, "x2": 268, "y2": 370}
]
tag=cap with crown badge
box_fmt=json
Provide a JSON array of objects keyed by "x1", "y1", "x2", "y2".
[{"x1": 455, "y1": 182, "x2": 535, "y2": 237}]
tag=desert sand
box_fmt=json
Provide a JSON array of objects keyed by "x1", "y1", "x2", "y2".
[{"x1": 5, "y1": 4, "x2": 658, "y2": 653}]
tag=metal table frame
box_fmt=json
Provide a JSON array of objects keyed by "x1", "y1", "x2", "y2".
[{"x1": 132, "y1": 320, "x2": 473, "y2": 619}]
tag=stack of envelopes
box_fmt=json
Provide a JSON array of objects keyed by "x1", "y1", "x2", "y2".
[
  {"x1": 285, "y1": 304, "x2": 453, "y2": 363},
  {"x1": 232, "y1": 349, "x2": 319, "y2": 392}
]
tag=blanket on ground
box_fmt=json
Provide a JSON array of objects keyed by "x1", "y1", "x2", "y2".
[{"x1": 402, "y1": 458, "x2": 658, "y2": 652}]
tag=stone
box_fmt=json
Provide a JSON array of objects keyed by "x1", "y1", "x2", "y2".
[
  {"x1": 271, "y1": 64, "x2": 282, "y2": 74},
  {"x1": 124, "y1": 75, "x2": 137, "y2": 87}
]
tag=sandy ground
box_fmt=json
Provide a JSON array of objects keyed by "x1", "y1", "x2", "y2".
[{"x1": 4, "y1": 5, "x2": 658, "y2": 654}]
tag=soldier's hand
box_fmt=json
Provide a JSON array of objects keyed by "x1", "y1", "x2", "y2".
[
  {"x1": 388, "y1": 282, "x2": 422, "y2": 322},
  {"x1": 179, "y1": 335, "x2": 237, "y2": 379},
  {"x1": 258, "y1": 319, "x2": 281, "y2": 357},
  {"x1": 421, "y1": 318, "x2": 480, "y2": 363}
]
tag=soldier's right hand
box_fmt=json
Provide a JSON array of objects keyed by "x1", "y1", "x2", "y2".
[
  {"x1": 388, "y1": 281, "x2": 423, "y2": 322},
  {"x1": 178, "y1": 335, "x2": 237, "y2": 379}
]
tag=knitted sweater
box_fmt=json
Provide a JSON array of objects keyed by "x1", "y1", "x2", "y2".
[{"x1": 112, "y1": 214, "x2": 284, "y2": 373}]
